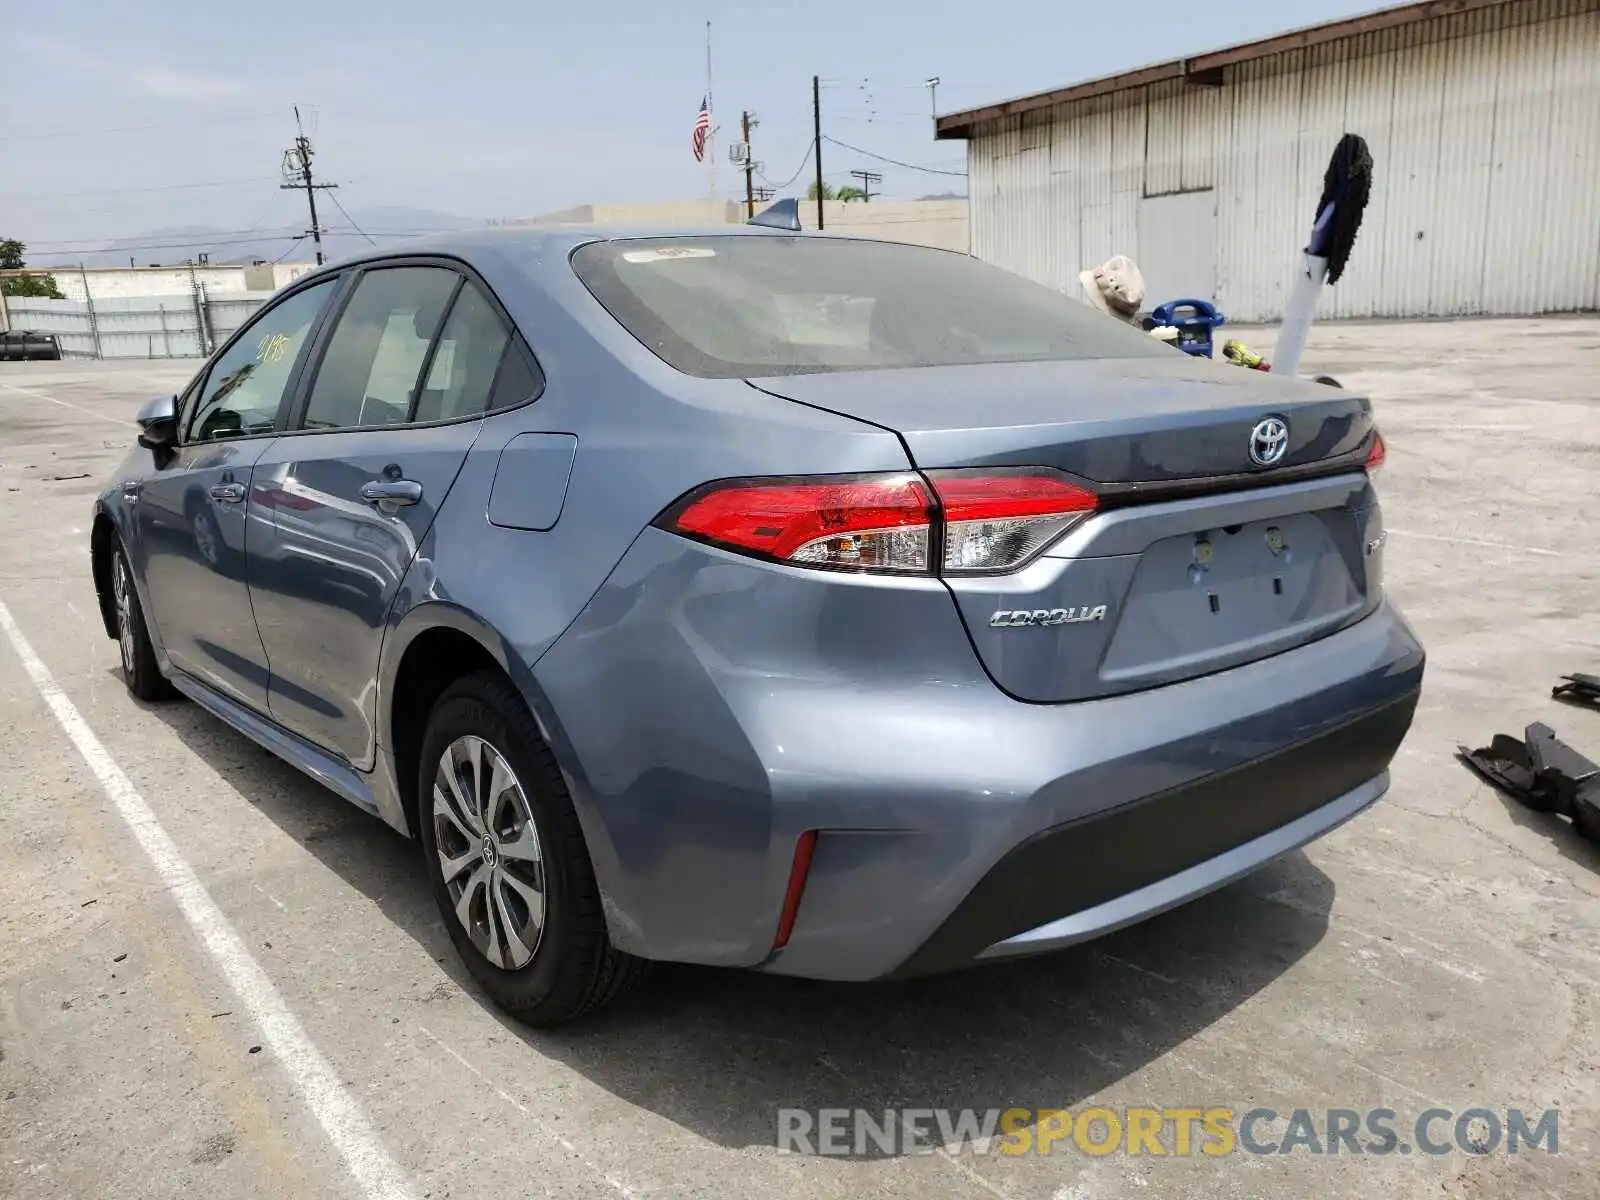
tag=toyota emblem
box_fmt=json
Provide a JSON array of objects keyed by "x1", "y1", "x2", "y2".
[{"x1": 1249, "y1": 417, "x2": 1289, "y2": 466}]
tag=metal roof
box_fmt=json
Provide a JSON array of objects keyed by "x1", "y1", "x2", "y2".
[{"x1": 934, "y1": 0, "x2": 1511, "y2": 139}]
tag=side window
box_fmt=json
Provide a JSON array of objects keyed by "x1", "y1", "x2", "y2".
[
  {"x1": 186, "y1": 280, "x2": 335, "y2": 443},
  {"x1": 301, "y1": 267, "x2": 458, "y2": 431},
  {"x1": 175, "y1": 374, "x2": 204, "y2": 441},
  {"x1": 488, "y1": 339, "x2": 544, "y2": 412},
  {"x1": 413, "y1": 280, "x2": 514, "y2": 423}
]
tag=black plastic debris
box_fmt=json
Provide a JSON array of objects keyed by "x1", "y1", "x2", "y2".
[
  {"x1": 1311, "y1": 133, "x2": 1374, "y2": 285},
  {"x1": 1553, "y1": 673, "x2": 1600, "y2": 708},
  {"x1": 1459, "y1": 722, "x2": 1600, "y2": 842}
]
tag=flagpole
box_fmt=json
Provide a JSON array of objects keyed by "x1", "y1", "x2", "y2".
[{"x1": 705, "y1": 21, "x2": 716, "y2": 205}]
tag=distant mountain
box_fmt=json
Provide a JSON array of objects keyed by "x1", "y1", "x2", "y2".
[{"x1": 31, "y1": 207, "x2": 481, "y2": 269}]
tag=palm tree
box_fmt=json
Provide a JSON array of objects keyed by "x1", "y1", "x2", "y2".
[{"x1": 805, "y1": 182, "x2": 868, "y2": 202}]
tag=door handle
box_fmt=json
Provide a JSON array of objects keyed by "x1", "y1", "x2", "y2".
[
  {"x1": 359, "y1": 478, "x2": 423, "y2": 509},
  {"x1": 209, "y1": 482, "x2": 246, "y2": 503}
]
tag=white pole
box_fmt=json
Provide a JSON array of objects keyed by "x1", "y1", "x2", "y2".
[
  {"x1": 1273, "y1": 251, "x2": 1328, "y2": 378},
  {"x1": 705, "y1": 22, "x2": 717, "y2": 205}
]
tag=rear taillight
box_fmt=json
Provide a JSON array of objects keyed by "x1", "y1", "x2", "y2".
[
  {"x1": 657, "y1": 467, "x2": 1097, "y2": 576},
  {"x1": 928, "y1": 468, "x2": 1099, "y2": 574},
  {"x1": 662, "y1": 473, "x2": 935, "y2": 573},
  {"x1": 1365, "y1": 431, "x2": 1387, "y2": 471}
]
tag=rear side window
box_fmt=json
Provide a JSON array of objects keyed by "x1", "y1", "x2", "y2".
[
  {"x1": 413, "y1": 280, "x2": 512, "y2": 422},
  {"x1": 187, "y1": 279, "x2": 334, "y2": 442},
  {"x1": 569, "y1": 236, "x2": 1172, "y2": 379},
  {"x1": 489, "y1": 342, "x2": 543, "y2": 411},
  {"x1": 302, "y1": 266, "x2": 458, "y2": 430}
]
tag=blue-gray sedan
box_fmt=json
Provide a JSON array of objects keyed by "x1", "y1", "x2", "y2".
[{"x1": 90, "y1": 227, "x2": 1423, "y2": 1025}]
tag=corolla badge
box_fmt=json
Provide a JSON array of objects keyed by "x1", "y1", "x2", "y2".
[
  {"x1": 989, "y1": 606, "x2": 1108, "y2": 628},
  {"x1": 1249, "y1": 416, "x2": 1290, "y2": 466}
]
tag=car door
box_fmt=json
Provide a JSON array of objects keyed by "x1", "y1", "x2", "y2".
[
  {"x1": 248, "y1": 262, "x2": 528, "y2": 768},
  {"x1": 134, "y1": 277, "x2": 338, "y2": 708}
]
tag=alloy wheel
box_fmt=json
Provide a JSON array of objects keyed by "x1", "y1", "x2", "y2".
[
  {"x1": 432, "y1": 735, "x2": 546, "y2": 970},
  {"x1": 113, "y1": 556, "x2": 135, "y2": 676}
]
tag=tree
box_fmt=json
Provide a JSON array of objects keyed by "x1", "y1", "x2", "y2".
[
  {"x1": 0, "y1": 239, "x2": 64, "y2": 299},
  {"x1": 805, "y1": 182, "x2": 868, "y2": 202}
]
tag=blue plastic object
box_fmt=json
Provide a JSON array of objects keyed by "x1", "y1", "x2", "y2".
[{"x1": 1150, "y1": 298, "x2": 1226, "y2": 358}]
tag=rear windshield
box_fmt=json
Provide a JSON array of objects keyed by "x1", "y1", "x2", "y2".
[{"x1": 569, "y1": 235, "x2": 1172, "y2": 378}]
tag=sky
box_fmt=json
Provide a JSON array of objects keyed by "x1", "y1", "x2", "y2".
[{"x1": 1, "y1": 0, "x2": 1386, "y2": 261}]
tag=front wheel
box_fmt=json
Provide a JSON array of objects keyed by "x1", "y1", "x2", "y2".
[
  {"x1": 417, "y1": 671, "x2": 648, "y2": 1026},
  {"x1": 111, "y1": 546, "x2": 175, "y2": 701}
]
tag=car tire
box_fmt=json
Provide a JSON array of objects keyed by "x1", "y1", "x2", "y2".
[
  {"x1": 111, "y1": 546, "x2": 175, "y2": 702},
  {"x1": 417, "y1": 671, "x2": 649, "y2": 1026}
]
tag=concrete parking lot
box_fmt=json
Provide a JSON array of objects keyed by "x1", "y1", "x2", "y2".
[{"x1": 2, "y1": 318, "x2": 1597, "y2": 1200}]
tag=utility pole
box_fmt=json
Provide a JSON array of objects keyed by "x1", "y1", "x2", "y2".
[
  {"x1": 741, "y1": 110, "x2": 758, "y2": 219},
  {"x1": 704, "y1": 23, "x2": 717, "y2": 203},
  {"x1": 925, "y1": 76, "x2": 940, "y2": 121},
  {"x1": 812, "y1": 74, "x2": 825, "y2": 231},
  {"x1": 280, "y1": 107, "x2": 338, "y2": 266},
  {"x1": 849, "y1": 169, "x2": 881, "y2": 202}
]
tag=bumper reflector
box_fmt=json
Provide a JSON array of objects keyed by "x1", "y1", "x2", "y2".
[{"x1": 772, "y1": 830, "x2": 819, "y2": 950}]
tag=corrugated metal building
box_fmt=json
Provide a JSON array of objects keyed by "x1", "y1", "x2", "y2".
[{"x1": 936, "y1": 0, "x2": 1600, "y2": 321}]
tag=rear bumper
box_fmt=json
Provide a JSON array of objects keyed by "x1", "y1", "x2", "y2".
[
  {"x1": 888, "y1": 691, "x2": 1414, "y2": 978},
  {"x1": 532, "y1": 528, "x2": 1424, "y2": 980}
]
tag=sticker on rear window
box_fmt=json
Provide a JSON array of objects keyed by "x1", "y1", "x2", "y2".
[{"x1": 620, "y1": 247, "x2": 717, "y2": 264}]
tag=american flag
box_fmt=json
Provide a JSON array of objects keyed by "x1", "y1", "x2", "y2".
[{"x1": 691, "y1": 96, "x2": 710, "y2": 162}]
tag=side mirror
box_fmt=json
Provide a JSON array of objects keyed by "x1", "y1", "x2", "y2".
[{"x1": 135, "y1": 395, "x2": 179, "y2": 452}]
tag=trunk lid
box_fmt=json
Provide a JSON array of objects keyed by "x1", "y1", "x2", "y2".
[
  {"x1": 750, "y1": 357, "x2": 1385, "y2": 703},
  {"x1": 749, "y1": 355, "x2": 1374, "y2": 481}
]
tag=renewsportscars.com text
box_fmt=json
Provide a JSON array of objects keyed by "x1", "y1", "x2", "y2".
[{"x1": 776, "y1": 1106, "x2": 1559, "y2": 1158}]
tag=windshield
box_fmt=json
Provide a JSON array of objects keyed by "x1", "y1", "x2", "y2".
[{"x1": 569, "y1": 236, "x2": 1172, "y2": 379}]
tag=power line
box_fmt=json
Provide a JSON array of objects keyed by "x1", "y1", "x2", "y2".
[
  {"x1": 0, "y1": 111, "x2": 283, "y2": 143},
  {"x1": 824, "y1": 78, "x2": 940, "y2": 90},
  {"x1": 22, "y1": 224, "x2": 483, "y2": 254},
  {"x1": 831, "y1": 114, "x2": 937, "y2": 126},
  {"x1": 0, "y1": 176, "x2": 281, "y2": 201},
  {"x1": 272, "y1": 237, "x2": 309, "y2": 264},
  {"x1": 236, "y1": 192, "x2": 292, "y2": 239},
  {"x1": 821, "y1": 136, "x2": 968, "y2": 177},
  {"x1": 759, "y1": 140, "x2": 815, "y2": 192},
  {"x1": 23, "y1": 223, "x2": 305, "y2": 250},
  {"x1": 30, "y1": 233, "x2": 309, "y2": 257},
  {"x1": 324, "y1": 191, "x2": 377, "y2": 247}
]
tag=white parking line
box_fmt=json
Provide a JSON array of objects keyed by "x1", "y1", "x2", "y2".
[
  {"x1": 0, "y1": 381, "x2": 134, "y2": 427},
  {"x1": 0, "y1": 599, "x2": 414, "y2": 1200},
  {"x1": 417, "y1": 1026, "x2": 645, "y2": 1199}
]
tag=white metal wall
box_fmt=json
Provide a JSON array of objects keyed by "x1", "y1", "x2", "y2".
[
  {"x1": 967, "y1": 0, "x2": 1600, "y2": 321},
  {"x1": 4, "y1": 291, "x2": 274, "y2": 359}
]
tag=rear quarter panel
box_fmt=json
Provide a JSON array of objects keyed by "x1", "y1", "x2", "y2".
[{"x1": 375, "y1": 239, "x2": 914, "y2": 865}]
